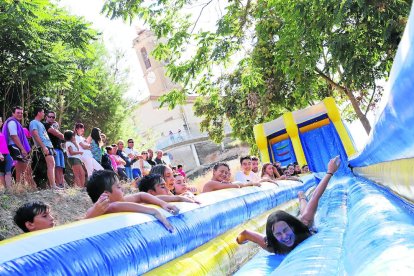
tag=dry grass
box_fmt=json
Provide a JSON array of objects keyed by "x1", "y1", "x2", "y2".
[
  {"x1": 0, "y1": 180, "x2": 136, "y2": 241},
  {"x1": 0, "y1": 153, "x2": 244, "y2": 241}
]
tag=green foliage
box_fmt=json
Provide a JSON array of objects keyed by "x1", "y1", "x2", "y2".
[
  {"x1": 0, "y1": 0, "x2": 130, "y2": 141},
  {"x1": 103, "y1": 0, "x2": 411, "y2": 144}
]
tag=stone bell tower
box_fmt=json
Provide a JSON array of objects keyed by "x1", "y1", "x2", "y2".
[{"x1": 132, "y1": 28, "x2": 179, "y2": 99}]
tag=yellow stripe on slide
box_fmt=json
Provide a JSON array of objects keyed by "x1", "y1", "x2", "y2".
[
  {"x1": 323, "y1": 97, "x2": 356, "y2": 158},
  {"x1": 254, "y1": 123, "x2": 270, "y2": 163},
  {"x1": 354, "y1": 158, "x2": 414, "y2": 203},
  {"x1": 145, "y1": 200, "x2": 300, "y2": 276}
]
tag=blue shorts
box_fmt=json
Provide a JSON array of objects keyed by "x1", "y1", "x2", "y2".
[
  {"x1": 54, "y1": 149, "x2": 65, "y2": 169},
  {"x1": 0, "y1": 154, "x2": 13, "y2": 175},
  {"x1": 132, "y1": 168, "x2": 141, "y2": 179}
]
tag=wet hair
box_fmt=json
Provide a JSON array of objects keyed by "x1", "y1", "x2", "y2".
[
  {"x1": 240, "y1": 155, "x2": 251, "y2": 164},
  {"x1": 91, "y1": 128, "x2": 101, "y2": 144},
  {"x1": 265, "y1": 210, "x2": 311, "y2": 254},
  {"x1": 87, "y1": 170, "x2": 119, "y2": 203},
  {"x1": 14, "y1": 201, "x2": 50, "y2": 233},
  {"x1": 213, "y1": 162, "x2": 229, "y2": 171},
  {"x1": 64, "y1": 130, "x2": 75, "y2": 141},
  {"x1": 150, "y1": 164, "x2": 169, "y2": 179},
  {"x1": 138, "y1": 174, "x2": 164, "y2": 192}
]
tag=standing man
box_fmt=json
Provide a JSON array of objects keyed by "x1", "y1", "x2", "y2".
[
  {"x1": 29, "y1": 107, "x2": 59, "y2": 189},
  {"x1": 2, "y1": 106, "x2": 35, "y2": 187},
  {"x1": 124, "y1": 139, "x2": 140, "y2": 179},
  {"x1": 147, "y1": 149, "x2": 156, "y2": 167},
  {"x1": 44, "y1": 111, "x2": 65, "y2": 188},
  {"x1": 154, "y1": 150, "x2": 166, "y2": 165}
]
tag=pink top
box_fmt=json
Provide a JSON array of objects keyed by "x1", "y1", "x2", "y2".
[
  {"x1": 23, "y1": 128, "x2": 31, "y2": 139},
  {"x1": 0, "y1": 132, "x2": 9, "y2": 154},
  {"x1": 109, "y1": 155, "x2": 118, "y2": 171},
  {"x1": 178, "y1": 168, "x2": 186, "y2": 178}
]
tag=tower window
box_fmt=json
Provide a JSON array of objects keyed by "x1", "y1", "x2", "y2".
[{"x1": 141, "y1": 47, "x2": 151, "y2": 69}]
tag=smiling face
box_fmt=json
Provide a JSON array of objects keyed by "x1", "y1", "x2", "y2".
[
  {"x1": 241, "y1": 159, "x2": 252, "y2": 174},
  {"x1": 12, "y1": 108, "x2": 24, "y2": 121},
  {"x1": 212, "y1": 165, "x2": 230, "y2": 182},
  {"x1": 272, "y1": 221, "x2": 295, "y2": 247},
  {"x1": 26, "y1": 210, "x2": 55, "y2": 232}
]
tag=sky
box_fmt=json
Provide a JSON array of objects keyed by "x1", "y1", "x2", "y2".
[
  {"x1": 57, "y1": 0, "x2": 371, "y2": 150},
  {"x1": 59, "y1": 0, "x2": 148, "y2": 100}
]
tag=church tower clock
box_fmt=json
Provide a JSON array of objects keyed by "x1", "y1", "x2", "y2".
[{"x1": 132, "y1": 29, "x2": 179, "y2": 99}]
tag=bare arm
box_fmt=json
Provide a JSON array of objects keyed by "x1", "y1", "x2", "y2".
[
  {"x1": 47, "y1": 128, "x2": 64, "y2": 140},
  {"x1": 84, "y1": 194, "x2": 109, "y2": 219},
  {"x1": 202, "y1": 180, "x2": 241, "y2": 192},
  {"x1": 124, "y1": 192, "x2": 180, "y2": 214},
  {"x1": 260, "y1": 175, "x2": 279, "y2": 185},
  {"x1": 31, "y1": 129, "x2": 49, "y2": 155},
  {"x1": 236, "y1": 230, "x2": 273, "y2": 253},
  {"x1": 67, "y1": 145, "x2": 83, "y2": 156},
  {"x1": 107, "y1": 201, "x2": 174, "y2": 232},
  {"x1": 202, "y1": 180, "x2": 261, "y2": 192},
  {"x1": 78, "y1": 139, "x2": 91, "y2": 150},
  {"x1": 10, "y1": 135, "x2": 27, "y2": 154},
  {"x1": 116, "y1": 156, "x2": 126, "y2": 166},
  {"x1": 300, "y1": 156, "x2": 340, "y2": 226},
  {"x1": 157, "y1": 195, "x2": 200, "y2": 204}
]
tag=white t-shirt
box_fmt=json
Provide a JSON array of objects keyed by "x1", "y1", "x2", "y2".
[
  {"x1": 75, "y1": 135, "x2": 93, "y2": 158},
  {"x1": 65, "y1": 141, "x2": 82, "y2": 159},
  {"x1": 7, "y1": 121, "x2": 17, "y2": 145},
  {"x1": 124, "y1": 147, "x2": 140, "y2": 169},
  {"x1": 234, "y1": 171, "x2": 260, "y2": 184}
]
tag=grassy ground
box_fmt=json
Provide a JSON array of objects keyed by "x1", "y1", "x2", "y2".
[{"x1": 0, "y1": 158, "x2": 242, "y2": 241}]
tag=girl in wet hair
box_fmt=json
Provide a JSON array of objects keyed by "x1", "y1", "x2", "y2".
[{"x1": 236, "y1": 156, "x2": 340, "y2": 254}]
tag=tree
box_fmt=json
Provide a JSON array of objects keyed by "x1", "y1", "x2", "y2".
[
  {"x1": 0, "y1": 0, "x2": 130, "y2": 141},
  {"x1": 103, "y1": 0, "x2": 411, "y2": 144}
]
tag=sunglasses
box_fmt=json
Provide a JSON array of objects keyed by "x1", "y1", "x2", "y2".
[
  {"x1": 48, "y1": 116, "x2": 55, "y2": 119},
  {"x1": 128, "y1": 141, "x2": 134, "y2": 143}
]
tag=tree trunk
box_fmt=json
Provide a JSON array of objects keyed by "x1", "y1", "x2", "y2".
[
  {"x1": 57, "y1": 90, "x2": 65, "y2": 126},
  {"x1": 315, "y1": 68, "x2": 371, "y2": 134}
]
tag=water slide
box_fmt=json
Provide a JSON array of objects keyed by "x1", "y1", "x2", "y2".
[
  {"x1": 236, "y1": 2, "x2": 414, "y2": 274},
  {"x1": 2, "y1": 3, "x2": 414, "y2": 276}
]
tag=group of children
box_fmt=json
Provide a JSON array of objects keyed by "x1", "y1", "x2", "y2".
[{"x1": 11, "y1": 153, "x2": 341, "y2": 258}]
